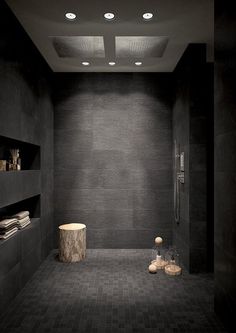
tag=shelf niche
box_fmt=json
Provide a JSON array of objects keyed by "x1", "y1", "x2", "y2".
[
  {"x1": 0, "y1": 135, "x2": 40, "y2": 170},
  {"x1": 0, "y1": 195, "x2": 40, "y2": 220}
]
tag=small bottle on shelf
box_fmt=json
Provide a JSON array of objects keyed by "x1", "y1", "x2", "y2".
[
  {"x1": 8, "y1": 154, "x2": 13, "y2": 171},
  {"x1": 9, "y1": 149, "x2": 18, "y2": 171},
  {"x1": 17, "y1": 150, "x2": 21, "y2": 171}
]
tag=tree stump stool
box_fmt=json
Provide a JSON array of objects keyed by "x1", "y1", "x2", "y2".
[{"x1": 59, "y1": 223, "x2": 86, "y2": 263}]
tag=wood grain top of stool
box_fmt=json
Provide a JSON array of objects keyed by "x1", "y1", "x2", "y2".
[{"x1": 59, "y1": 223, "x2": 86, "y2": 231}]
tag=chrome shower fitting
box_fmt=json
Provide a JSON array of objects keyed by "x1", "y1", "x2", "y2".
[
  {"x1": 174, "y1": 142, "x2": 185, "y2": 224},
  {"x1": 174, "y1": 141, "x2": 180, "y2": 224}
]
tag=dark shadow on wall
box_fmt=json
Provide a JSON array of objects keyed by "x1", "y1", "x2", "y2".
[
  {"x1": 214, "y1": 1, "x2": 236, "y2": 332},
  {"x1": 0, "y1": 2, "x2": 53, "y2": 97}
]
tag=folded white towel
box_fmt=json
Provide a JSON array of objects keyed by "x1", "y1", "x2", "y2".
[
  {"x1": 0, "y1": 218, "x2": 18, "y2": 228},
  {"x1": 16, "y1": 216, "x2": 30, "y2": 225},
  {"x1": 17, "y1": 219, "x2": 31, "y2": 230},
  {"x1": 12, "y1": 211, "x2": 30, "y2": 220},
  {"x1": 0, "y1": 227, "x2": 18, "y2": 239}
]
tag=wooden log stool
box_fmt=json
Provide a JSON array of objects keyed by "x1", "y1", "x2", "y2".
[{"x1": 59, "y1": 223, "x2": 86, "y2": 263}]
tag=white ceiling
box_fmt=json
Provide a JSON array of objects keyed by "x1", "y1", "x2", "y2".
[{"x1": 5, "y1": 0, "x2": 214, "y2": 72}]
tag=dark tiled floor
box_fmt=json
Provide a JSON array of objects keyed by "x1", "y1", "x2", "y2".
[{"x1": 0, "y1": 250, "x2": 227, "y2": 333}]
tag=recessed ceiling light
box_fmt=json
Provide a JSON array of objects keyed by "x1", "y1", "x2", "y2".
[
  {"x1": 65, "y1": 12, "x2": 77, "y2": 20},
  {"x1": 135, "y1": 61, "x2": 142, "y2": 66},
  {"x1": 142, "y1": 13, "x2": 153, "y2": 20},
  {"x1": 108, "y1": 61, "x2": 116, "y2": 66},
  {"x1": 82, "y1": 62, "x2": 90, "y2": 66},
  {"x1": 104, "y1": 12, "x2": 115, "y2": 20}
]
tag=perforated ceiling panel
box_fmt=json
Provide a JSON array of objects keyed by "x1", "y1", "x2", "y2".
[
  {"x1": 51, "y1": 36, "x2": 105, "y2": 58},
  {"x1": 6, "y1": 0, "x2": 214, "y2": 72},
  {"x1": 115, "y1": 36, "x2": 169, "y2": 58}
]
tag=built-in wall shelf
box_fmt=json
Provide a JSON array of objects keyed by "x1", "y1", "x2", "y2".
[
  {"x1": 0, "y1": 217, "x2": 42, "y2": 292},
  {"x1": 0, "y1": 195, "x2": 40, "y2": 219},
  {"x1": 0, "y1": 135, "x2": 40, "y2": 170},
  {"x1": 0, "y1": 171, "x2": 40, "y2": 208},
  {"x1": 0, "y1": 217, "x2": 40, "y2": 247}
]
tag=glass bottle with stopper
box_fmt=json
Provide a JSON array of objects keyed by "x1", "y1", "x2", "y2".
[
  {"x1": 164, "y1": 247, "x2": 182, "y2": 276},
  {"x1": 150, "y1": 236, "x2": 168, "y2": 270}
]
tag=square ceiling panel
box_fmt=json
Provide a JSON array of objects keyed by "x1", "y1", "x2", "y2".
[
  {"x1": 51, "y1": 36, "x2": 105, "y2": 58},
  {"x1": 115, "y1": 36, "x2": 169, "y2": 58}
]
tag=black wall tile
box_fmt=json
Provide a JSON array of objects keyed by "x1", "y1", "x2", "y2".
[
  {"x1": 0, "y1": 263, "x2": 21, "y2": 312},
  {"x1": 0, "y1": 171, "x2": 41, "y2": 208},
  {"x1": 21, "y1": 219, "x2": 41, "y2": 258},
  {"x1": 132, "y1": 209, "x2": 172, "y2": 230},
  {"x1": 189, "y1": 144, "x2": 207, "y2": 171},
  {"x1": 0, "y1": 233, "x2": 21, "y2": 281},
  {"x1": 20, "y1": 244, "x2": 42, "y2": 287},
  {"x1": 172, "y1": 44, "x2": 212, "y2": 272},
  {"x1": 86, "y1": 229, "x2": 169, "y2": 249},
  {"x1": 55, "y1": 209, "x2": 134, "y2": 229},
  {"x1": 214, "y1": 2, "x2": 236, "y2": 329},
  {"x1": 54, "y1": 74, "x2": 174, "y2": 248},
  {"x1": 215, "y1": 133, "x2": 236, "y2": 173},
  {"x1": 132, "y1": 190, "x2": 172, "y2": 211},
  {"x1": 0, "y1": 1, "x2": 54, "y2": 312}
]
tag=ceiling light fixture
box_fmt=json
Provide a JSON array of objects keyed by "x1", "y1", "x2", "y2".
[
  {"x1": 65, "y1": 12, "x2": 77, "y2": 20},
  {"x1": 82, "y1": 61, "x2": 90, "y2": 66},
  {"x1": 104, "y1": 12, "x2": 115, "y2": 20},
  {"x1": 142, "y1": 13, "x2": 153, "y2": 20},
  {"x1": 135, "y1": 61, "x2": 142, "y2": 66},
  {"x1": 108, "y1": 61, "x2": 116, "y2": 66}
]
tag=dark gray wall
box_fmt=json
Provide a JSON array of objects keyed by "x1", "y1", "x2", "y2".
[
  {"x1": 54, "y1": 73, "x2": 174, "y2": 248},
  {"x1": 173, "y1": 45, "x2": 213, "y2": 272},
  {"x1": 214, "y1": 1, "x2": 236, "y2": 331},
  {"x1": 0, "y1": 2, "x2": 53, "y2": 312}
]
